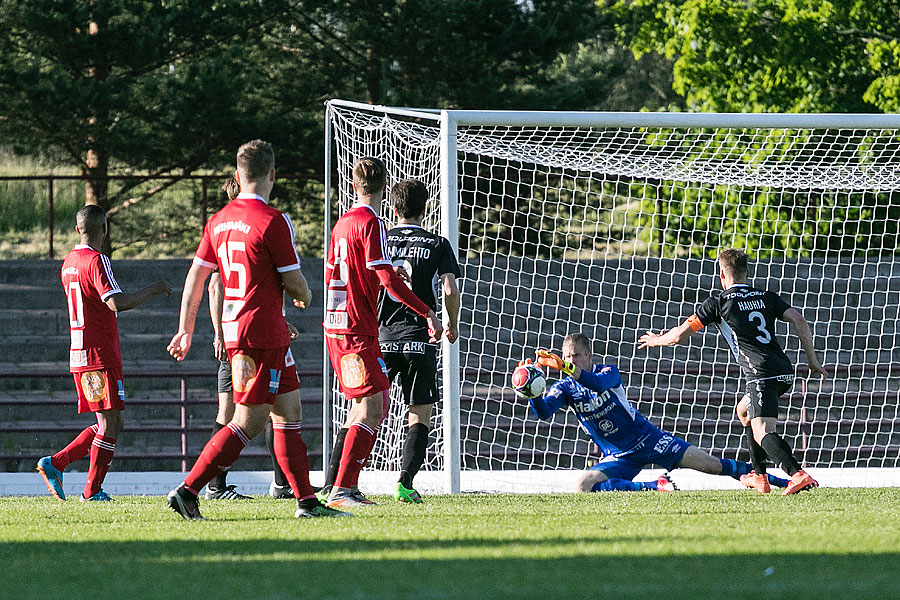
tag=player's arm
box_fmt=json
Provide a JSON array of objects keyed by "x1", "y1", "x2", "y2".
[
  {"x1": 167, "y1": 262, "x2": 214, "y2": 361},
  {"x1": 535, "y1": 351, "x2": 622, "y2": 394},
  {"x1": 781, "y1": 307, "x2": 828, "y2": 377},
  {"x1": 373, "y1": 265, "x2": 443, "y2": 341},
  {"x1": 104, "y1": 280, "x2": 171, "y2": 312},
  {"x1": 637, "y1": 315, "x2": 702, "y2": 349},
  {"x1": 282, "y1": 268, "x2": 312, "y2": 309},
  {"x1": 441, "y1": 273, "x2": 461, "y2": 343},
  {"x1": 207, "y1": 272, "x2": 227, "y2": 362},
  {"x1": 527, "y1": 382, "x2": 567, "y2": 421}
]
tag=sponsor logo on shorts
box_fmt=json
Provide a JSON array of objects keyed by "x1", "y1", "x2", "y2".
[
  {"x1": 380, "y1": 341, "x2": 428, "y2": 354},
  {"x1": 377, "y1": 357, "x2": 389, "y2": 378},
  {"x1": 231, "y1": 354, "x2": 257, "y2": 393},
  {"x1": 654, "y1": 435, "x2": 674, "y2": 454},
  {"x1": 340, "y1": 353, "x2": 367, "y2": 389},
  {"x1": 80, "y1": 371, "x2": 106, "y2": 404},
  {"x1": 117, "y1": 379, "x2": 125, "y2": 399},
  {"x1": 285, "y1": 348, "x2": 295, "y2": 367}
]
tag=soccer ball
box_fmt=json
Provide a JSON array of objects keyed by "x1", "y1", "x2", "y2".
[{"x1": 511, "y1": 364, "x2": 546, "y2": 399}]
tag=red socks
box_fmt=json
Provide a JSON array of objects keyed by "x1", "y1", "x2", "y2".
[
  {"x1": 272, "y1": 422, "x2": 315, "y2": 500},
  {"x1": 83, "y1": 434, "x2": 116, "y2": 498},
  {"x1": 183, "y1": 423, "x2": 249, "y2": 495},
  {"x1": 334, "y1": 422, "x2": 377, "y2": 490},
  {"x1": 52, "y1": 424, "x2": 99, "y2": 471}
]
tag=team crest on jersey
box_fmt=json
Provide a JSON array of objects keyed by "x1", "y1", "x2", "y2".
[
  {"x1": 80, "y1": 371, "x2": 106, "y2": 405},
  {"x1": 340, "y1": 353, "x2": 367, "y2": 388},
  {"x1": 231, "y1": 354, "x2": 257, "y2": 393}
]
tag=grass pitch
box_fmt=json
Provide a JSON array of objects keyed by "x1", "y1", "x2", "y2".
[{"x1": 2, "y1": 489, "x2": 898, "y2": 599}]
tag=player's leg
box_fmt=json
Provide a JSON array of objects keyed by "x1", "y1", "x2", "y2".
[
  {"x1": 81, "y1": 407, "x2": 122, "y2": 501},
  {"x1": 205, "y1": 359, "x2": 250, "y2": 499},
  {"x1": 395, "y1": 346, "x2": 438, "y2": 504},
  {"x1": 749, "y1": 379, "x2": 818, "y2": 494},
  {"x1": 576, "y1": 459, "x2": 669, "y2": 492},
  {"x1": 677, "y1": 445, "x2": 788, "y2": 489},
  {"x1": 266, "y1": 418, "x2": 293, "y2": 498}
]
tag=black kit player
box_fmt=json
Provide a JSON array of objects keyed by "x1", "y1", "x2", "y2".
[
  {"x1": 319, "y1": 179, "x2": 461, "y2": 503},
  {"x1": 638, "y1": 248, "x2": 827, "y2": 495}
]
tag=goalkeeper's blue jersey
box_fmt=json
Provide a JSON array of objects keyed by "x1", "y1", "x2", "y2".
[{"x1": 528, "y1": 364, "x2": 664, "y2": 456}]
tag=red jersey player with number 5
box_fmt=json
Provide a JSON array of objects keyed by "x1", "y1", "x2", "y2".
[
  {"x1": 166, "y1": 140, "x2": 348, "y2": 520},
  {"x1": 322, "y1": 157, "x2": 442, "y2": 507}
]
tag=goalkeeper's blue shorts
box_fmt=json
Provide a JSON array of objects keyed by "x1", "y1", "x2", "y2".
[{"x1": 588, "y1": 432, "x2": 691, "y2": 482}]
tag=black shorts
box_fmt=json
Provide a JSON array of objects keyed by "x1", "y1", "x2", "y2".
[
  {"x1": 380, "y1": 341, "x2": 438, "y2": 406},
  {"x1": 745, "y1": 375, "x2": 793, "y2": 419},
  {"x1": 217, "y1": 359, "x2": 232, "y2": 395}
]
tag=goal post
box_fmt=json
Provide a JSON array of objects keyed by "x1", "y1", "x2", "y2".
[{"x1": 324, "y1": 99, "x2": 900, "y2": 492}]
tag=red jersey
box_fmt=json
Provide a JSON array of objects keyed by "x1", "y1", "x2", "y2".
[
  {"x1": 324, "y1": 204, "x2": 392, "y2": 337},
  {"x1": 61, "y1": 245, "x2": 123, "y2": 372},
  {"x1": 194, "y1": 193, "x2": 300, "y2": 349}
]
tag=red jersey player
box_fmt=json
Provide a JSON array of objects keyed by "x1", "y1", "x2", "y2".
[
  {"x1": 166, "y1": 140, "x2": 348, "y2": 520},
  {"x1": 37, "y1": 204, "x2": 170, "y2": 502},
  {"x1": 322, "y1": 157, "x2": 442, "y2": 508}
]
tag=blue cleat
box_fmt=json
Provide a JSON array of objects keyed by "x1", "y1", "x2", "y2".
[
  {"x1": 36, "y1": 456, "x2": 65, "y2": 501},
  {"x1": 80, "y1": 490, "x2": 113, "y2": 502}
]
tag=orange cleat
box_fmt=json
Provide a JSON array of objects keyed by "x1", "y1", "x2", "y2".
[
  {"x1": 782, "y1": 470, "x2": 818, "y2": 495},
  {"x1": 739, "y1": 471, "x2": 771, "y2": 494}
]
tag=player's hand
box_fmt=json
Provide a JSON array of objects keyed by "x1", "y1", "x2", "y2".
[
  {"x1": 425, "y1": 310, "x2": 443, "y2": 342},
  {"x1": 293, "y1": 297, "x2": 308, "y2": 309},
  {"x1": 808, "y1": 361, "x2": 828, "y2": 378},
  {"x1": 212, "y1": 334, "x2": 227, "y2": 362},
  {"x1": 287, "y1": 322, "x2": 300, "y2": 341},
  {"x1": 535, "y1": 350, "x2": 575, "y2": 375},
  {"x1": 637, "y1": 330, "x2": 662, "y2": 349},
  {"x1": 517, "y1": 358, "x2": 533, "y2": 367},
  {"x1": 445, "y1": 322, "x2": 459, "y2": 343},
  {"x1": 154, "y1": 280, "x2": 173, "y2": 297},
  {"x1": 168, "y1": 331, "x2": 192, "y2": 362}
]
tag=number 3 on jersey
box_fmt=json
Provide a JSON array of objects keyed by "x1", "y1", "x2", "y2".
[
  {"x1": 748, "y1": 311, "x2": 772, "y2": 344},
  {"x1": 325, "y1": 237, "x2": 349, "y2": 330},
  {"x1": 217, "y1": 241, "x2": 247, "y2": 298}
]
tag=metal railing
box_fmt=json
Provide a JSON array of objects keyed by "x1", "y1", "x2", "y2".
[{"x1": 0, "y1": 370, "x2": 323, "y2": 471}]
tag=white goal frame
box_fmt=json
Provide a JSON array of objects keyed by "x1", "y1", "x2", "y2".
[{"x1": 324, "y1": 99, "x2": 900, "y2": 493}]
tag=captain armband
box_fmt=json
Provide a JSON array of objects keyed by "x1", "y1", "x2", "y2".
[{"x1": 685, "y1": 314, "x2": 704, "y2": 332}]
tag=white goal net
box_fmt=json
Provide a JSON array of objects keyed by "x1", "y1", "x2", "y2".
[{"x1": 325, "y1": 100, "x2": 900, "y2": 492}]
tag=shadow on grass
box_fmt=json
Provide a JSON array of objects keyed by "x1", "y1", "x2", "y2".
[{"x1": 0, "y1": 538, "x2": 895, "y2": 600}]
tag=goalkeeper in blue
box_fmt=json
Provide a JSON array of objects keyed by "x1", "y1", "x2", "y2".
[{"x1": 527, "y1": 333, "x2": 788, "y2": 492}]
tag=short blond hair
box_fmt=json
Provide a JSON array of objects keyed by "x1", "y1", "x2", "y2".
[
  {"x1": 237, "y1": 139, "x2": 274, "y2": 183},
  {"x1": 353, "y1": 157, "x2": 386, "y2": 195}
]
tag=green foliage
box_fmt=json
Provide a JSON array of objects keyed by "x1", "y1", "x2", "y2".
[
  {"x1": 611, "y1": 0, "x2": 900, "y2": 113},
  {"x1": 2, "y1": 490, "x2": 900, "y2": 599}
]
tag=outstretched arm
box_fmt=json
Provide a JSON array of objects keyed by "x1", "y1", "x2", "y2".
[
  {"x1": 535, "y1": 351, "x2": 622, "y2": 395},
  {"x1": 637, "y1": 316, "x2": 700, "y2": 349},
  {"x1": 781, "y1": 308, "x2": 827, "y2": 377},
  {"x1": 105, "y1": 280, "x2": 171, "y2": 312}
]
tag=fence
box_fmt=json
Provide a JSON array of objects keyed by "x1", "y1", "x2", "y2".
[{"x1": 0, "y1": 370, "x2": 324, "y2": 472}]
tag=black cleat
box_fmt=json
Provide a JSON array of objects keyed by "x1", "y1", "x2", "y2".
[
  {"x1": 295, "y1": 498, "x2": 352, "y2": 518},
  {"x1": 167, "y1": 485, "x2": 205, "y2": 520}
]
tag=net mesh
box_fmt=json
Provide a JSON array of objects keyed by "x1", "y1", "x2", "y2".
[{"x1": 327, "y1": 103, "x2": 900, "y2": 488}]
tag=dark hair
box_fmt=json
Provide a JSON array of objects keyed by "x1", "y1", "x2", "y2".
[
  {"x1": 236, "y1": 139, "x2": 274, "y2": 182},
  {"x1": 391, "y1": 179, "x2": 428, "y2": 219},
  {"x1": 719, "y1": 248, "x2": 749, "y2": 279},
  {"x1": 562, "y1": 333, "x2": 591, "y2": 353},
  {"x1": 75, "y1": 204, "x2": 107, "y2": 235},
  {"x1": 353, "y1": 156, "x2": 387, "y2": 195},
  {"x1": 222, "y1": 175, "x2": 239, "y2": 202}
]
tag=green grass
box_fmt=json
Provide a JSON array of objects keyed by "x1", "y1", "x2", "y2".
[{"x1": 2, "y1": 489, "x2": 899, "y2": 599}]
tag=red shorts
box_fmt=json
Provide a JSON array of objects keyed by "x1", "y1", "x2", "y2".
[
  {"x1": 227, "y1": 346, "x2": 300, "y2": 405},
  {"x1": 73, "y1": 368, "x2": 125, "y2": 414},
  {"x1": 326, "y1": 333, "x2": 390, "y2": 399}
]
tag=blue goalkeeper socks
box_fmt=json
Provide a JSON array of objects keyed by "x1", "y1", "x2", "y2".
[
  {"x1": 592, "y1": 478, "x2": 653, "y2": 492},
  {"x1": 719, "y1": 458, "x2": 753, "y2": 480}
]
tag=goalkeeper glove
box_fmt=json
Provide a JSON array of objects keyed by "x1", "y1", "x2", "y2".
[
  {"x1": 517, "y1": 358, "x2": 533, "y2": 367},
  {"x1": 535, "y1": 350, "x2": 576, "y2": 375}
]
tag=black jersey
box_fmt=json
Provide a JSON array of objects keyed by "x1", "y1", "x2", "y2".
[
  {"x1": 377, "y1": 224, "x2": 461, "y2": 342},
  {"x1": 694, "y1": 284, "x2": 793, "y2": 380}
]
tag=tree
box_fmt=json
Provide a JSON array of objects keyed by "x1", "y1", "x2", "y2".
[
  {"x1": 0, "y1": 0, "x2": 300, "y2": 253},
  {"x1": 611, "y1": 0, "x2": 900, "y2": 113}
]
